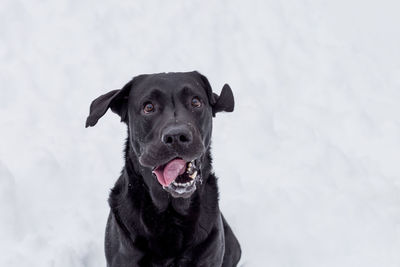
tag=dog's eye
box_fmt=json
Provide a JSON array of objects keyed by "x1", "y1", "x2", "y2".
[
  {"x1": 191, "y1": 97, "x2": 201, "y2": 108},
  {"x1": 143, "y1": 102, "x2": 155, "y2": 113}
]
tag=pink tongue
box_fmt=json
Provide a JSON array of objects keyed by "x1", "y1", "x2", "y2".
[{"x1": 154, "y1": 159, "x2": 186, "y2": 186}]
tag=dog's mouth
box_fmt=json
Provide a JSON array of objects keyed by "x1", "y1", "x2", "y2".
[{"x1": 152, "y1": 158, "x2": 201, "y2": 198}]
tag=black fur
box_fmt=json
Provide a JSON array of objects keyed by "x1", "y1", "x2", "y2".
[{"x1": 86, "y1": 71, "x2": 241, "y2": 266}]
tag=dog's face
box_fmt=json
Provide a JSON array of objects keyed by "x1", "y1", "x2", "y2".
[{"x1": 86, "y1": 71, "x2": 234, "y2": 198}]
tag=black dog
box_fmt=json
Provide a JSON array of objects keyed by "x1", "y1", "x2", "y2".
[{"x1": 86, "y1": 71, "x2": 241, "y2": 266}]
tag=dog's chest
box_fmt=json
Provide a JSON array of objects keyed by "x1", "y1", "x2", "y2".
[{"x1": 139, "y1": 209, "x2": 200, "y2": 257}]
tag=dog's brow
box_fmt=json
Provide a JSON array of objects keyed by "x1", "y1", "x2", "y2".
[
  {"x1": 139, "y1": 88, "x2": 167, "y2": 103},
  {"x1": 181, "y1": 86, "x2": 191, "y2": 95},
  {"x1": 181, "y1": 86, "x2": 203, "y2": 97}
]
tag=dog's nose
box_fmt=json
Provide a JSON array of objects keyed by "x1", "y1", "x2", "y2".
[{"x1": 162, "y1": 125, "x2": 193, "y2": 146}]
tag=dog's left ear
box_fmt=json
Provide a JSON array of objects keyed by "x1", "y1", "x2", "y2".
[
  {"x1": 196, "y1": 72, "x2": 235, "y2": 117},
  {"x1": 85, "y1": 79, "x2": 133, "y2": 128},
  {"x1": 212, "y1": 84, "x2": 234, "y2": 116}
]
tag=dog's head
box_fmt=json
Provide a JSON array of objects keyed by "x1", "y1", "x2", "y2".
[{"x1": 86, "y1": 71, "x2": 234, "y2": 198}]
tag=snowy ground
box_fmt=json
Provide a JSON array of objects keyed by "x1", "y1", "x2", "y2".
[{"x1": 1, "y1": 0, "x2": 400, "y2": 266}]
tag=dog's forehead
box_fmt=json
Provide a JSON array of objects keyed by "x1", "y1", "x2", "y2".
[{"x1": 131, "y1": 72, "x2": 206, "y2": 97}]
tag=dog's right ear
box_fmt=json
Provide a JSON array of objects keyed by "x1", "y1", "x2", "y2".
[{"x1": 85, "y1": 80, "x2": 133, "y2": 128}]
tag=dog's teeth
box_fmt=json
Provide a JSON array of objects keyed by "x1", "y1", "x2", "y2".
[
  {"x1": 186, "y1": 162, "x2": 193, "y2": 173},
  {"x1": 189, "y1": 171, "x2": 197, "y2": 179},
  {"x1": 172, "y1": 178, "x2": 196, "y2": 188}
]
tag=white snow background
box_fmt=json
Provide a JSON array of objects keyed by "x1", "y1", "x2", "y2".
[{"x1": 1, "y1": 0, "x2": 400, "y2": 266}]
